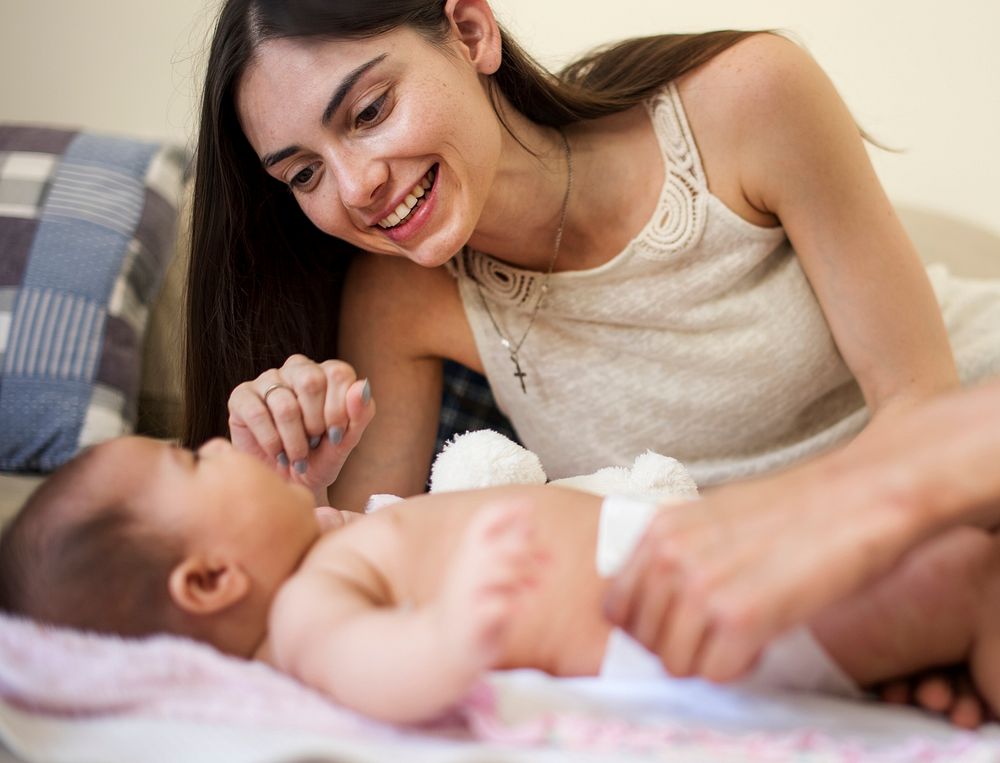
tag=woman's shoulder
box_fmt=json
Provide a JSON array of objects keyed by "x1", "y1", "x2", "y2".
[
  {"x1": 672, "y1": 33, "x2": 837, "y2": 225},
  {"x1": 676, "y1": 33, "x2": 827, "y2": 130}
]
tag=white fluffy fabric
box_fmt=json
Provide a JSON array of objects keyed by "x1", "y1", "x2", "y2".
[
  {"x1": 429, "y1": 429, "x2": 546, "y2": 492},
  {"x1": 428, "y1": 429, "x2": 698, "y2": 503}
]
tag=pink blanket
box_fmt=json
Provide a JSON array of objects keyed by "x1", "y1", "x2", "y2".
[{"x1": 1, "y1": 612, "x2": 997, "y2": 762}]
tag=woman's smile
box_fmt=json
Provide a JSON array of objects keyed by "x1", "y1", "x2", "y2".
[{"x1": 378, "y1": 165, "x2": 438, "y2": 242}]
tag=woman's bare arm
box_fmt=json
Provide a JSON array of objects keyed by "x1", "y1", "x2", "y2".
[{"x1": 331, "y1": 254, "x2": 481, "y2": 509}]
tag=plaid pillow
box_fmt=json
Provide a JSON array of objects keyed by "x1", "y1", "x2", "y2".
[{"x1": 0, "y1": 125, "x2": 188, "y2": 472}]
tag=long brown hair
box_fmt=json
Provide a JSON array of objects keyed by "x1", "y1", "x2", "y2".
[{"x1": 183, "y1": 0, "x2": 757, "y2": 447}]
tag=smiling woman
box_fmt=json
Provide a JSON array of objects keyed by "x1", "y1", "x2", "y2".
[
  {"x1": 185, "y1": 0, "x2": 762, "y2": 470},
  {"x1": 186, "y1": 0, "x2": 1000, "y2": 506}
]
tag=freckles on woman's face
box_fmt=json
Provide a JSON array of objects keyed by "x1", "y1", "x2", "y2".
[{"x1": 235, "y1": 29, "x2": 504, "y2": 268}]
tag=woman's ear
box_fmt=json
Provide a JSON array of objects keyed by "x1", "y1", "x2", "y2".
[
  {"x1": 168, "y1": 555, "x2": 250, "y2": 616},
  {"x1": 444, "y1": 0, "x2": 501, "y2": 75}
]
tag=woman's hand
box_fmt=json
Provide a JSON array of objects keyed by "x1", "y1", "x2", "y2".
[
  {"x1": 602, "y1": 458, "x2": 917, "y2": 683},
  {"x1": 605, "y1": 380, "x2": 1000, "y2": 683},
  {"x1": 227, "y1": 355, "x2": 375, "y2": 502}
]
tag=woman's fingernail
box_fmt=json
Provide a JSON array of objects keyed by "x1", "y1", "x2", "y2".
[
  {"x1": 309, "y1": 435, "x2": 322, "y2": 450},
  {"x1": 361, "y1": 379, "x2": 372, "y2": 405},
  {"x1": 328, "y1": 426, "x2": 344, "y2": 445},
  {"x1": 277, "y1": 452, "x2": 289, "y2": 468},
  {"x1": 294, "y1": 459, "x2": 308, "y2": 475}
]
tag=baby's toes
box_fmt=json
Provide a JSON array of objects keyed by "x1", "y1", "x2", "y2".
[
  {"x1": 948, "y1": 692, "x2": 986, "y2": 729},
  {"x1": 913, "y1": 673, "x2": 955, "y2": 714}
]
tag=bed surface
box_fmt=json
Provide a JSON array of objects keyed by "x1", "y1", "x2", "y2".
[{"x1": 3, "y1": 613, "x2": 1000, "y2": 763}]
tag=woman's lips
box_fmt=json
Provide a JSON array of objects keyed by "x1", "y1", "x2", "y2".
[{"x1": 380, "y1": 165, "x2": 438, "y2": 242}]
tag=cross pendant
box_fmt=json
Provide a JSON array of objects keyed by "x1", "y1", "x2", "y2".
[{"x1": 510, "y1": 352, "x2": 527, "y2": 394}]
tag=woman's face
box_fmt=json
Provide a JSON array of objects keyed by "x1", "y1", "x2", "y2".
[{"x1": 237, "y1": 26, "x2": 504, "y2": 268}]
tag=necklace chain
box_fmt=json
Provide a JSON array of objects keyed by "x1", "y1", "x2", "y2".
[{"x1": 475, "y1": 130, "x2": 572, "y2": 394}]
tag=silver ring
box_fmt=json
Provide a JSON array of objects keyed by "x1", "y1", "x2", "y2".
[{"x1": 262, "y1": 382, "x2": 293, "y2": 404}]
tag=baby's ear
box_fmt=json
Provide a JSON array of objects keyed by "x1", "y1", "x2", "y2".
[{"x1": 168, "y1": 555, "x2": 250, "y2": 615}]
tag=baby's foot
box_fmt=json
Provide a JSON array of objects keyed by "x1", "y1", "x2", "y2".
[
  {"x1": 878, "y1": 665, "x2": 990, "y2": 729},
  {"x1": 967, "y1": 532, "x2": 1000, "y2": 724},
  {"x1": 812, "y1": 525, "x2": 990, "y2": 691}
]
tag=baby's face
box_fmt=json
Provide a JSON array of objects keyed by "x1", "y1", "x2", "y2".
[{"x1": 102, "y1": 437, "x2": 321, "y2": 584}]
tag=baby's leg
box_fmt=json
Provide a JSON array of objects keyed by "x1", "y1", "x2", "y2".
[
  {"x1": 970, "y1": 554, "x2": 1000, "y2": 717},
  {"x1": 808, "y1": 526, "x2": 1000, "y2": 701}
]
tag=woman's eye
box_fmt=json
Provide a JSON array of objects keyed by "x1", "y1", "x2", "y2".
[
  {"x1": 356, "y1": 94, "x2": 387, "y2": 127},
  {"x1": 290, "y1": 166, "x2": 315, "y2": 188}
]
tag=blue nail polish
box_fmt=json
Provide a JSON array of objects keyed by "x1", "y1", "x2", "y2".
[
  {"x1": 328, "y1": 425, "x2": 344, "y2": 445},
  {"x1": 294, "y1": 459, "x2": 307, "y2": 475},
  {"x1": 309, "y1": 435, "x2": 322, "y2": 450},
  {"x1": 277, "y1": 452, "x2": 289, "y2": 468},
  {"x1": 361, "y1": 379, "x2": 372, "y2": 405}
]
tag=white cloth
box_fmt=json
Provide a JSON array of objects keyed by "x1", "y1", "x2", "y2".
[
  {"x1": 596, "y1": 495, "x2": 861, "y2": 697},
  {"x1": 365, "y1": 493, "x2": 404, "y2": 513},
  {"x1": 450, "y1": 83, "x2": 1000, "y2": 487}
]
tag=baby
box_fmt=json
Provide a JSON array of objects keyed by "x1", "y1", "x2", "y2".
[{"x1": 2, "y1": 435, "x2": 1000, "y2": 725}]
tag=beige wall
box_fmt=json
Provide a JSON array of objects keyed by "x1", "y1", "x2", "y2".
[
  {"x1": 0, "y1": 0, "x2": 214, "y2": 146},
  {"x1": 1, "y1": 0, "x2": 997, "y2": 237}
]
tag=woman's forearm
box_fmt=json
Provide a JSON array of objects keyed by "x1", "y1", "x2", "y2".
[{"x1": 832, "y1": 377, "x2": 1000, "y2": 542}]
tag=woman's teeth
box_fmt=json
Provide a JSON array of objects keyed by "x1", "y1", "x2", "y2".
[{"x1": 378, "y1": 168, "x2": 435, "y2": 229}]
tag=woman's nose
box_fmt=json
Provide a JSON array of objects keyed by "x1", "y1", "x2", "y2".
[{"x1": 332, "y1": 153, "x2": 389, "y2": 211}]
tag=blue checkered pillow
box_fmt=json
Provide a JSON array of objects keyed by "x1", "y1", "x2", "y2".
[{"x1": 0, "y1": 125, "x2": 188, "y2": 472}]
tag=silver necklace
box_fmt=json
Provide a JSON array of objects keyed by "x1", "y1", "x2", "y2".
[{"x1": 475, "y1": 130, "x2": 572, "y2": 394}]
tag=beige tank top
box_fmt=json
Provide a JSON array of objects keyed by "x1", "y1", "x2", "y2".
[{"x1": 449, "y1": 83, "x2": 871, "y2": 485}]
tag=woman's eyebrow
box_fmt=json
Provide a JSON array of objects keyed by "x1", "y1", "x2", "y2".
[
  {"x1": 261, "y1": 53, "x2": 388, "y2": 170},
  {"x1": 321, "y1": 53, "x2": 388, "y2": 125}
]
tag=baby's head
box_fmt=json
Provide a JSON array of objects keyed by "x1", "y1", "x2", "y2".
[{"x1": 0, "y1": 436, "x2": 322, "y2": 656}]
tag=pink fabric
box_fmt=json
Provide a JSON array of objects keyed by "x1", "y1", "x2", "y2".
[
  {"x1": 0, "y1": 613, "x2": 379, "y2": 734},
  {"x1": 0, "y1": 613, "x2": 994, "y2": 761},
  {"x1": 459, "y1": 686, "x2": 985, "y2": 762}
]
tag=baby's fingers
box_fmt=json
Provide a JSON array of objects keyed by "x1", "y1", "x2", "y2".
[
  {"x1": 475, "y1": 499, "x2": 536, "y2": 541},
  {"x1": 463, "y1": 499, "x2": 546, "y2": 586}
]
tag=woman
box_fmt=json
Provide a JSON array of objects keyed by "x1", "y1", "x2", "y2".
[
  {"x1": 185, "y1": 0, "x2": 1000, "y2": 721},
  {"x1": 187, "y1": 0, "x2": 999, "y2": 508}
]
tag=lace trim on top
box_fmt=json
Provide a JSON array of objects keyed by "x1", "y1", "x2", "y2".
[
  {"x1": 633, "y1": 83, "x2": 708, "y2": 260},
  {"x1": 464, "y1": 248, "x2": 547, "y2": 312},
  {"x1": 464, "y1": 83, "x2": 706, "y2": 305}
]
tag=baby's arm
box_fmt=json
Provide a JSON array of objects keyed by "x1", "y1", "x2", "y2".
[{"x1": 268, "y1": 501, "x2": 543, "y2": 724}]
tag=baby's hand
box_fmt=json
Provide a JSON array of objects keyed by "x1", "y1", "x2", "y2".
[
  {"x1": 434, "y1": 499, "x2": 548, "y2": 677},
  {"x1": 314, "y1": 506, "x2": 364, "y2": 533}
]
